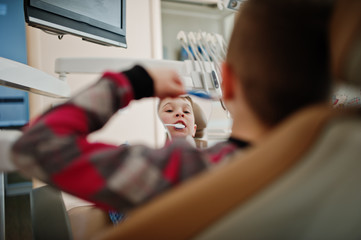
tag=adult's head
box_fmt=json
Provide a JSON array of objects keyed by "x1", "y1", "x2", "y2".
[
  {"x1": 158, "y1": 96, "x2": 197, "y2": 138},
  {"x1": 223, "y1": 0, "x2": 332, "y2": 129}
]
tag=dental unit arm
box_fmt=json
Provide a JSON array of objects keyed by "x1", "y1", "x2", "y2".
[
  {"x1": 54, "y1": 57, "x2": 224, "y2": 101},
  {"x1": 0, "y1": 57, "x2": 70, "y2": 98}
]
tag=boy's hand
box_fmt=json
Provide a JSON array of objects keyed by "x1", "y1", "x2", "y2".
[{"x1": 147, "y1": 68, "x2": 186, "y2": 99}]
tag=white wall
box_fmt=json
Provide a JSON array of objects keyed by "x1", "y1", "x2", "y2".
[{"x1": 26, "y1": 0, "x2": 165, "y2": 148}]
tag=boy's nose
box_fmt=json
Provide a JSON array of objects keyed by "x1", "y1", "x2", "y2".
[{"x1": 176, "y1": 113, "x2": 184, "y2": 117}]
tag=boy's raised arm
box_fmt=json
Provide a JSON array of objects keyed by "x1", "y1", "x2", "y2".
[{"x1": 10, "y1": 65, "x2": 203, "y2": 211}]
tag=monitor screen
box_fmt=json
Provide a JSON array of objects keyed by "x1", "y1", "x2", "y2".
[{"x1": 24, "y1": 0, "x2": 126, "y2": 48}]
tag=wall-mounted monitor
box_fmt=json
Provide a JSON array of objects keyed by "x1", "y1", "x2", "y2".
[{"x1": 24, "y1": 0, "x2": 126, "y2": 48}]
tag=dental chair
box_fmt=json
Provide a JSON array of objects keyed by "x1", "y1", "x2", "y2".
[
  {"x1": 30, "y1": 185, "x2": 73, "y2": 240},
  {"x1": 192, "y1": 100, "x2": 209, "y2": 148},
  {"x1": 91, "y1": 0, "x2": 361, "y2": 239},
  {"x1": 29, "y1": 0, "x2": 360, "y2": 239}
]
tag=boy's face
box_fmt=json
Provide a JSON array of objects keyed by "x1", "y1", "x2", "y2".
[{"x1": 158, "y1": 97, "x2": 197, "y2": 138}]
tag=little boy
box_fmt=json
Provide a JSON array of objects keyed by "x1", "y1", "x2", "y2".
[{"x1": 158, "y1": 96, "x2": 197, "y2": 139}]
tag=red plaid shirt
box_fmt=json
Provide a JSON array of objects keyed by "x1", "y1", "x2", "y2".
[{"x1": 12, "y1": 66, "x2": 249, "y2": 211}]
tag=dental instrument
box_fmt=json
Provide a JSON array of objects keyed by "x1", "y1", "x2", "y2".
[
  {"x1": 177, "y1": 31, "x2": 195, "y2": 62},
  {"x1": 196, "y1": 32, "x2": 223, "y2": 99},
  {"x1": 188, "y1": 32, "x2": 210, "y2": 93},
  {"x1": 177, "y1": 31, "x2": 204, "y2": 89}
]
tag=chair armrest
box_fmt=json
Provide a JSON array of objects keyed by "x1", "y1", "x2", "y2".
[{"x1": 30, "y1": 185, "x2": 73, "y2": 240}]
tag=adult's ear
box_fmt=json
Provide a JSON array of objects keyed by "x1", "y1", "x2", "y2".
[{"x1": 221, "y1": 62, "x2": 236, "y2": 101}]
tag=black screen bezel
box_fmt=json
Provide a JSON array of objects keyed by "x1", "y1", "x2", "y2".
[{"x1": 24, "y1": 0, "x2": 127, "y2": 47}]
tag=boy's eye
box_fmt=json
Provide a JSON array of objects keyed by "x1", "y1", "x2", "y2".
[
  {"x1": 165, "y1": 110, "x2": 173, "y2": 113},
  {"x1": 184, "y1": 110, "x2": 190, "y2": 114}
]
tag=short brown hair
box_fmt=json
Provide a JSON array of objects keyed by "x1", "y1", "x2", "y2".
[
  {"x1": 157, "y1": 96, "x2": 194, "y2": 111},
  {"x1": 227, "y1": 0, "x2": 332, "y2": 126}
]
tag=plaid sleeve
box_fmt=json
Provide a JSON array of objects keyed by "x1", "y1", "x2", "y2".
[{"x1": 11, "y1": 65, "x2": 238, "y2": 212}]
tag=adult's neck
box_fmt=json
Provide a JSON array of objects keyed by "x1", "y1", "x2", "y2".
[{"x1": 230, "y1": 114, "x2": 271, "y2": 145}]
